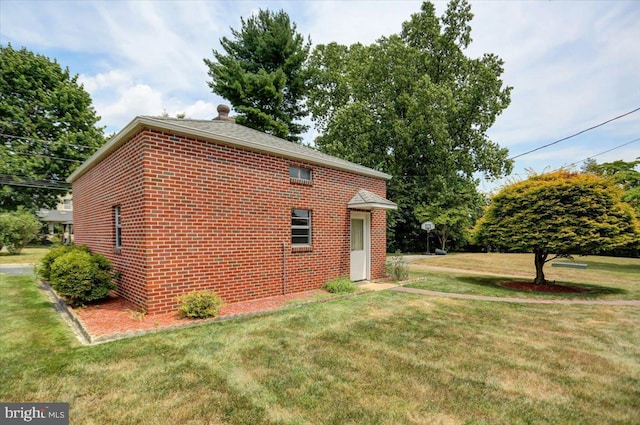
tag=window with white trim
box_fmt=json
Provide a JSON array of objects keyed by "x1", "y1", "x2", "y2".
[
  {"x1": 291, "y1": 209, "x2": 311, "y2": 246},
  {"x1": 289, "y1": 166, "x2": 312, "y2": 182},
  {"x1": 114, "y1": 206, "x2": 122, "y2": 249}
]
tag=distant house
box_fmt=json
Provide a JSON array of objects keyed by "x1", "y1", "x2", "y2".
[
  {"x1": 67, "y1": 105, "x2": 396, "y2": 314},
  {"x1": 37, "y1": 193, "x2": 73, "y2": 244}
]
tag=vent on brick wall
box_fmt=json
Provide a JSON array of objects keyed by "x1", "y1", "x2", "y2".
[{"x1": 213, "y1": 104, "x2": 235, "y2": 123}]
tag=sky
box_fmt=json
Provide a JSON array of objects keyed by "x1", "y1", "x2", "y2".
[{"x1": 1, "y1": 0, "x2": 639, "y2": 193}]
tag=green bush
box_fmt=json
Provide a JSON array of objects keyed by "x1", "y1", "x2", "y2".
[
  {"x1": 176, "y1": 290, "x2": 225, "y2": 319},
  {"x1": 39, "y1": 245, "x2": 90, "y2": 281},
  {"x1": 0, "y1": 209, "x2": 41, "y2": 254},
  {"x1": 386, "y1": 254, "x2": 409, "y2": 281},
  {"x1": 323, "y1": 277, "x2": 357, "y2": 294},
  {"x1": 49, "y1": 250, "x2": 116, "y2": 307}
]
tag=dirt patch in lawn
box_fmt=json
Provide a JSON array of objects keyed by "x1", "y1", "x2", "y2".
[
  {"x1": 500, "y1": 281, "x2": 587, "y2": 293},
  {"x1": 72, "y1": 289, "x2": 326, "y2": 340}
]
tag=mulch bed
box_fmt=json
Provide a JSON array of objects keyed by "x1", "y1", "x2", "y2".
[
  {"x1": 62, "y1": 279, "x2": 588, "y2": 342},
  {"x1": 500, "y1": 281, "x2": 586, "y2": 293},
  {"x1": 72, "y1": 289, "x2": 326, "y2": 339}
]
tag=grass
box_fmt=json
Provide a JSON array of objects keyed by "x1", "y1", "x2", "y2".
[
  {"x1": 2, "y1": 274, "x2": 639, "y2": 424},
  {"x1": 408, "y1": 253, "x2": 640, "y2": 300},
  {"x1": 410, "y1": 253, "x2": 639, "y2": 284},
  {"x1": 0, "y1": 246, "x2": 49, "y2": 264}
]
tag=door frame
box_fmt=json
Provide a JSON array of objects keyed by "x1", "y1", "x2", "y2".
[{"x1": 350, "y1": 211, "x2": 371, "y2": 281}]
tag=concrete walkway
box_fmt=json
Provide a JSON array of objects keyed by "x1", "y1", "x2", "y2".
[
  {"x1": 391, "y1": 286, "x2": 640, "y2": 306},
  {"x1": 0, "y1": 263, "x2": 35, "y2": 276},
  {"x1": 358, "y1": 281, "x2": 402, "y2": 291}
]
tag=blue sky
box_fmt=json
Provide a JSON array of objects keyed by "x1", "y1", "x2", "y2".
[{"x1": 1, "y1": 0, "x2": 639, "y2": 192}]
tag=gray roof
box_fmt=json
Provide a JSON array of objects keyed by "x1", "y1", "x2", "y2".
[
  {"x1": 348, "y1": 189, "x2": 397, "y2": 210},
  {"x1": 68, "y1": 115, "x2": 392, "y2": 182}
]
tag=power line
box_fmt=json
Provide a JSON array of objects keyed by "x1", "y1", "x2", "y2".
[
  {"x1": 3, "y1": 151, "x2": 84, "y2": 163},
  {"x1": 558, "y1": 136, "x2": 640, "y2": 171},
  {"x1": 0, "y1": 132, "x2": 97, "y2": 151},
  {"x1": 0, "y1": 181, "x2": 71, "y2": 191},
  {"x1": 509, "y1": 107, "x2": 640, "y2": 160},
  {"x1": 0, "y1": 176, "x2": 71, "y2": 191},
  {"x1": 0, "y1": 182, "x2": 71, "y2": 191}
]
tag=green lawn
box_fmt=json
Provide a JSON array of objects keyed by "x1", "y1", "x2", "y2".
[
  {"x1": 406, "y1": 272, "x2": 638, "y2": 300},
  {"x1": 408, "y1": 253, "x2": 640, "y2": 300},
  {"x1": 0, "y1": 246, "x2": 49, "y2": 264},
  {"x1": 2, "y1": 274, "x2": 639, "y2": 424},
  {"x1": 410, "y1": 253, "x2": 639, "y2": 284}
]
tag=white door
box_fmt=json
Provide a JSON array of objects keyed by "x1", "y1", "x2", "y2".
[{"x1": 350, "y1": 212, "x2": 370, "y2": 281}]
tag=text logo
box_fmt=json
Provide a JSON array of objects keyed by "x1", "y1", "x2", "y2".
[{"x1": 1, "y1": 403, "x2": 68, "y2": 424}]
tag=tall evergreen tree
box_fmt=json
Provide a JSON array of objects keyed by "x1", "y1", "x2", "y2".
[
  {"x1": 307, "y1": 1, "x2": 512, "y2": 251},
  {"x1": 0, "y1": 44, "x2": 104, "y2": 211},
  {"x1": 204, "y1": 9, "x2": 311, "y2": 142}
]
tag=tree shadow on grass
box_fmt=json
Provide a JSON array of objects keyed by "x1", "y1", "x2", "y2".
[{"x1": 456, "y1": 276, "x2": 627, "y2": 298}]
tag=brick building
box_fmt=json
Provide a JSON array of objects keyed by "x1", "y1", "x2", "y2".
[{"x1": 67, "y1": 105, "x2": 396, "y2": 314}]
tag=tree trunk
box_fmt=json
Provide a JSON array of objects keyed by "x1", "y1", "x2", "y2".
[
  {"x1": 533, "y1": 251, "x2": 548, "y2": 285},
  {"x1": 438, "y1": 225, "x2": 448, "y2": 251}
]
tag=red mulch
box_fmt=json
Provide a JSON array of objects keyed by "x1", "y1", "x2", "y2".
[
  {"x1": 73, "y1": 289, "x2": 325, "y2": 338},
  {"x1": 500, "y1": 281, "x2": 586, "y2": 293}
]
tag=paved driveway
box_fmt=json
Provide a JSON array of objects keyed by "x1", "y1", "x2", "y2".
[{"x1": 0, "y1": 264, "x2": 35, "y2": 276}]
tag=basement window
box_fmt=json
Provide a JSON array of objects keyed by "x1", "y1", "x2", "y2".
[{"x1": 291, "y1": 209, "x2": 312, "y2": 247}]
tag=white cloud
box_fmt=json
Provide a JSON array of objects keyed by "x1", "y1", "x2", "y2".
[
  {"x1": 79, "y1": 70, "x2": 223, "y2": 130},
  {"x1": 2, "y1": 0, "x2": 639, "y2": 176},
  {"x1": 182, "y1": 100, "x2": 219, "y2": 119},
  {"x1": 472, "y1": 2, "x2": 640, "y2": 150},
  {"x1": 78, "y1": 70, "x2": 131, "y2": 93},
  {"x1": 98, "y1": 84, "x2": 163, "y2": 126},
  {"x1": 303, "y1": 1, "x2": 422, "y2": 46}
]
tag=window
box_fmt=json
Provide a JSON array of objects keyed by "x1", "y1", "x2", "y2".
[
  {"x1": 351, "y1": 218, "x2": 364, "y2": 251},
  {"x1": 62, "y1": 199, "x2": 72, "y2": 210},
  {"x1": 114, "y1": 206, "x2": 122, "y2": 249},
  {"x1": 291, "y1": 209, "x2": 311, "y2": 246},
  {"x1": 289, "y1": 166, "x2": 312, "y2": 182}
]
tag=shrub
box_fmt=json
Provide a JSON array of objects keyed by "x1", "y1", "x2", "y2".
[
  {"x1": 0, "y1": 209, "x2": 42, "y2": 254},
  {"x1": 323, "y1": 277, "x2": 357, "y2": 294},
  {"x1": 39, "y1": 245, "x2": 90, "y2": 281},
  {"x1": 386, "y1": 253, "x2": 409, "y2": 281},
  {"x1": 176, "y1": 290, "x2": 225, "y2": 319},
  {"x1": 49, "y1": 250, "x2": 116, "y2": 307}
]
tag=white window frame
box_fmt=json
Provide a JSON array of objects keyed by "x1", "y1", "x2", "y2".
[
  {"x1": 114, "y1": 206, "x2": 122, "y2": 248},
  {"x1": 289, "y1": 166, "x2": 312, "y2": 182},
  {"x1": 291, "y1": 209, "x2": 312, "y2": 246}
]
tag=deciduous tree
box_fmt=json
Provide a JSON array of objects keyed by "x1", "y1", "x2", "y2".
[
  {"x1": 583, "y1": 158, "x2": 640, "y2": 213},
  {"x1": 0, "y1": 209, "x2": 41, "y2": 254},
  {"x1": 307, "y1": 1, "x2": 512, "y2": 251},
  {"x1": 0, "y1": 45, "x2": 104, "y2": 211},
  {"x1": 474, "y1": 171, "x2": 640, "y2": 284},
  {"x1": 415, "y1": 178, "x2": 487, "y2": 251},
  {"x1": 204, "y1": 9, "x2": 311, "y2": 142}
]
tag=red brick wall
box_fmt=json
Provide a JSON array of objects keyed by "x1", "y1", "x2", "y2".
[
  {"x1": 73, "y1": 129, "x2": 390, "y2": 313},
  {"x1": 73, "y1": 132, "x2": 149, "y2": 309}
]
